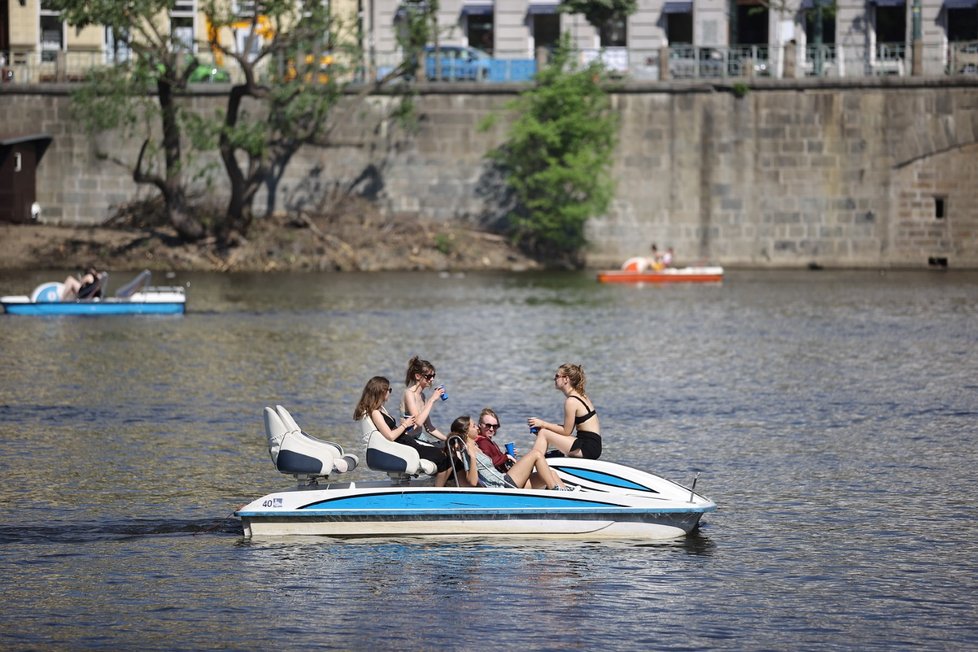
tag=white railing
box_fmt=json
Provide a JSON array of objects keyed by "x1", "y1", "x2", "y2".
[{"x1": 3, "y1": 41, "x2": 978, "y2": 85}]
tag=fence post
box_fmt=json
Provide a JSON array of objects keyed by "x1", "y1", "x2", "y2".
[{"x1": 659, "y1": 45, "x2": 670, "y2": 80}]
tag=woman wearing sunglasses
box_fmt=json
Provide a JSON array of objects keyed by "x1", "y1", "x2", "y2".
[
  {"x1": 448, "y1": 416, "x2": 570, "y2": 490},
  {"x1": 474, "y1": 407, "x2": 515, "y2": 473},
  {"x1": 355, "y1": 375, "x2": 452, "y2": 486},
  {"x1": 400, "y1": 356, "x2": 448, "y2": 446},
  {"x1": 527, "y1": 363, "x2": 602, "y2": 460}
]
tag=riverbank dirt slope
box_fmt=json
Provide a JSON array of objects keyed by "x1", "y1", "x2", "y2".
[{"x1": 0, "y1": 198, "x2": 538, "y2": 273}]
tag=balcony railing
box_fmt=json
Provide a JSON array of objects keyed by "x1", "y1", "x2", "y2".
[{"x1": 3, "y1": 41, "x2": 978, "y2": 86}]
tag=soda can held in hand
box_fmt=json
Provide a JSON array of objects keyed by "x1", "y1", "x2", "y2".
[
  {"x1": 505, "y1": 442, "x2": 516, "y2": 456},
  {"x1": 438, "y1": 385, "x2": 448, "y2": 401}
]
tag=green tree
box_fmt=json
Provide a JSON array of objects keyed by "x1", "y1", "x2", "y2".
[
  {"x1": 486, "y1": 40, "x2": 618, "y2": 266},
  {"x1": 558, "y1": 0, "x2": 637, "y2": 32},
  {"x1": 51, "y1": 0, "x2": 209, "y2": 240},
  {"x1": 58, "y1": 0, "x2": 419, "y2": 244}
]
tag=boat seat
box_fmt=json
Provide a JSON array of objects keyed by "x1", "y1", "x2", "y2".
[
  {"x1": 273, "y1": 405, "x2": 358, "y2": 471},
  {"x1": 365, "y1": 431, "x2": 438, "y2": 480},
  {"x1": 263, "y1": 406, "x2": 358, "y2": 483}
]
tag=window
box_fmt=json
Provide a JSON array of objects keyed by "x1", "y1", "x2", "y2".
[
  {"x1": 172, "y1": 0, "x2": 196, "y2": 52},
  {"x1": 666, "y1": 13, "x2": 693, "y2": 45},
  {"x1": 465, "y1": 12, "x2": 495, "y2": 54},
  {"x1": 875, "y1": 3, "x2": 906, "y2": 57},
  {"x1": 947, "y1": 8, "x2": 978, "y2": 42},
  {"x1": 934, "y1": 196, "x2": 946, "y2": 220},
  {"x1": 39, "y1": 2, "x2": 64, "y2": 63},
  {"x1": 804, "y1": 7, "x2": 836, "y2": 44},
  {"x1": 600, "y1": 16, "x2": 627, "y2": 47},
  {"x1": 733, "y1": 0, "x2": 768, "y2": 45}
]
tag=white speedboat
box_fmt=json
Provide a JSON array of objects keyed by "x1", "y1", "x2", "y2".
[
  {"x1": 1, "y1": 270, "x2": 185, "y2": 316},
  {"x1": 236, "y1": 406, "x2": 717, "y2": 540}
]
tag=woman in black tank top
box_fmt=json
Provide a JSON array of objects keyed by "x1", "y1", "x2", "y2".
[{"x1": 526, "y1": 363, "x2": 602, "y2": 460}]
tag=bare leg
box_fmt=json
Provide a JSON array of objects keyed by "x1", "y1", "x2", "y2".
[
  {"x1": 434, "y1": 468, "x2": 451, "y2": 488},
  {"x1": 507, "y1": 450, "x2": 565, "y2": 489},
  {"x1": 533, "y1": 429, "x2": 580, "y2": 457},
  {"x1": 61, "y1": 276, "x2": 81, "y2": 300}
]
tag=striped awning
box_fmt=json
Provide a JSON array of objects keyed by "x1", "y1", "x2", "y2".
[
  {"x1": 662, "y1": 1, "x2": 693, "y2": 13},
  {"x1": 461, "y1": 1, "x2": 494, "y2": 15},
  {"x1": 527, "y1": 1, "x2": 559, "y2": 14}
]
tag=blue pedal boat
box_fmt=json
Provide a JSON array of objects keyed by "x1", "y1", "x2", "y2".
[
  {"x1": 2, "y1": 271, "x2": 185, "y2": 316},
  {"x1": 236, "y1": 406, "x2": 717, "y2": 540}
]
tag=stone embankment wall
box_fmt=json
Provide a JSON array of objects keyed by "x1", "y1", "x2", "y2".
[{"x1": 2, "y1": 78, "x2": 977, "y2": 268}]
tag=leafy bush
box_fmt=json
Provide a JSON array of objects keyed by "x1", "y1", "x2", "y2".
[{"x1": 485, "y1": 39, "x2": 618, "y2": 266}]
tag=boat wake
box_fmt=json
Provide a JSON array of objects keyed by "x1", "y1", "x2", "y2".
[{"x1": 0, "y1": 518, "x2": 242, "y2": 545}]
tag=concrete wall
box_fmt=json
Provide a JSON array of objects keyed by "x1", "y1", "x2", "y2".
[{"x1": 2, "y1": 78, "x2": 977, "y2": 268}]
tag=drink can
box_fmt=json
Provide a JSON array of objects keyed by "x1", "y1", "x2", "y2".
[{"x1": 505, "y1": 442, "x2": 516, "y2": 456}]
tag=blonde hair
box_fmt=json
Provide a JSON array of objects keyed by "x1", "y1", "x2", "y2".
[
  {"x1": 478, "y1": 407, "x2": 499, "y2": 427},
  {"x1": 558, "y1": 363, "x2": 587, "y2": 396}
]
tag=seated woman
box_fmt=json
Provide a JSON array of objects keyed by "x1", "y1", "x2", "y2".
[
  {"x1": 355, "y1": 375, "x2": 452, "y2": 487},
  {"x1": 527, "y1": 363, "x2": 602, "y2": 460},
  {"x1": 400, "y1": 356, "x2": 448, "y2": 445},
  {"x1": 448, "y1": 415, "x2": 570, "y2": 491},
  {"x1": 61, "y1": 266, "x2": 105, "y2": 301}
]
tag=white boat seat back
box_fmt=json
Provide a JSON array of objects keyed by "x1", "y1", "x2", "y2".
[
  {"x1": 366, "y1": 431, "x2": 438, "y2": 476},
  {"x1": 264, "y1": 407, "x2": 288, "y2": 465},
  {"x1": 274, "y1": 405, "x2": 358, "y2": 472},
  {"x1": 263, "y1": 406, "x2": 358, "y2": 479},
  {"x1": 274, "y1": 405, "x2": 352, "y2": 460}
]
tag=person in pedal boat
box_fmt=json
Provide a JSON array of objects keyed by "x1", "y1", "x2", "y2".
[
  {"x1": 475, "y1": 407, "x2": 515, "y2": 472},
  {"x1": 355, "y1": 375, "x2": 452, "y2": 487},
  {"x1": 61, "y1": 265, "x2": 105, "y2": 300},
  {"x1": 400, "y1": 356, "x2": 448, "y2": 446},
  {"x1": 448, "y1": 416, "x2": 570, "y2": 490},
  {"x1": 527, "y1": 363, "x2": 602, "y2": 460}
]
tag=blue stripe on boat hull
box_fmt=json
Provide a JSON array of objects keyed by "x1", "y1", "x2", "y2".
[{"x1": 3, "y1": 303, "x2": 185, "y2": 315}]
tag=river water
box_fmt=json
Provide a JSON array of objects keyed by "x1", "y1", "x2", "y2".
[{"x1": 1, "y1": 268, "x2": 976, "y2": 650}]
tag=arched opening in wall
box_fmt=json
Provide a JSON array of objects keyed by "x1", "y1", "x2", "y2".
[{"x1": 934, "y1": 195, "x2": 946, "y2": 220}]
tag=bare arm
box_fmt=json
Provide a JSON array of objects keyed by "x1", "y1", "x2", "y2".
[
  {"x1": 403, "y1": 388, "x2": 447, "y2": 441},
  {"x1": 371, "y1": 409, "x2": 415, "y2": 442},
  {"x1": 527, "y1": 398, "x2": 577, "y2": 437},
  {"x1": 464, "y1": 439, "x2": 481, "y2": 486}
]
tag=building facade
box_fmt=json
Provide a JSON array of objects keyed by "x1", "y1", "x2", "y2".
[{"x1": 1, "y1": 0, "x2": 976, "y2": 82}]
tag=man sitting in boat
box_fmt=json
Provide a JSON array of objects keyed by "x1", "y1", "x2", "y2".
[{"x1": 60, "y1": 266, "x2": 106, "y2": 300}]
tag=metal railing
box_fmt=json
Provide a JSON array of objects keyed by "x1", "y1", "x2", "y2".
[{"x1": 4, "y1": 41, "x2": 978, "y2": 86}]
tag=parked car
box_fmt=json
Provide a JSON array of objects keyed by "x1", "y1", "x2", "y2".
[{"x1": 424, "y1": 45, "x2": 491, "y2": 81}]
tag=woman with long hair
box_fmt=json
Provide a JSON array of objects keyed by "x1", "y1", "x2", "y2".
[
  {"x1": 527, "y1": 363, "x2": 602, "y2": 460},
  {"x1": 356, "y1": 375, "x2": 451, "y2": 487},
  {"x1": 399, "y1": 356, "x2": 447, "y2": 445}
]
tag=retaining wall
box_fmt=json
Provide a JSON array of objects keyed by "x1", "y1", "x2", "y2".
[{"x1": 2, "y1": 78, "x2": 977, "y2": 268}]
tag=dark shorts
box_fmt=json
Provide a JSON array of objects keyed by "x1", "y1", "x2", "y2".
[
  {"x1": 396, "y1": 434, "x2": 451, "y2": 472},
  {"x1": 571, "y1": 430, "x2": 602, "y2": 460}
]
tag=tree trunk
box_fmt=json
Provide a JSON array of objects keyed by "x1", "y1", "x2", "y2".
[{"x1": 157, "y1": 79, "x2": 204, "y2": 240}]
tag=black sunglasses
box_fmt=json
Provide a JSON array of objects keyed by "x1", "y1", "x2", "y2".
[
  {"x1": 423, "y1": 373, "x2": 436, "y2": 380},
  {"x1": 481, "y1": 423, "x2": 499, "y2": 430}
]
